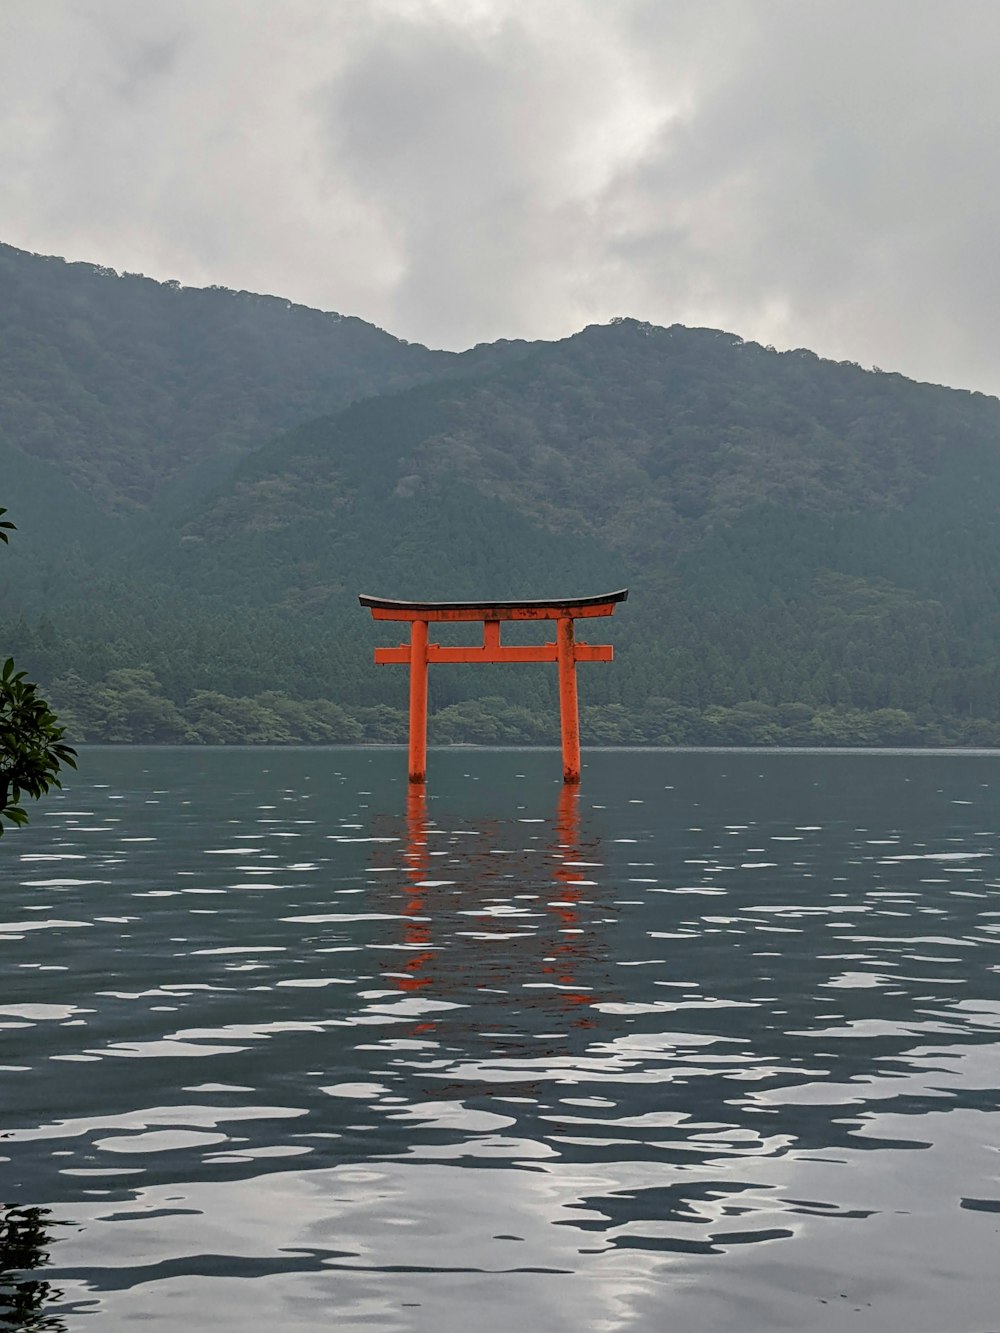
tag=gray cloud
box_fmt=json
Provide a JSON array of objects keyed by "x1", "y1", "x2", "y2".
[{"x1": 2, "y1": 0, "x2": 999, "y2": 391}]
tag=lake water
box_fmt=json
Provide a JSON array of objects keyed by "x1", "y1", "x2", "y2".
[{"x1": 2, "y1": 746, "x2": 999, "y2": 1331}]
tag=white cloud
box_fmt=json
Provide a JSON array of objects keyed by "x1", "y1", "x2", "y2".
[{"x1": 2, "y1": 0, "x2": 999, "y2": 390}]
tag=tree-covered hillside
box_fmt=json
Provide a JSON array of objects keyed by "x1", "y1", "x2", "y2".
[
  {"x1": 2, "y1": 250, "x2": 1000, "y2": 748},
  {"x1": 0, "y1": 242, "x2": 451, "y2": 506},
  {"x1": 186, "y1": 317, "x2": 997, "y2": 570}
]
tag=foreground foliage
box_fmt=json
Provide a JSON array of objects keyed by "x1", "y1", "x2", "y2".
[{"x1": 0, "y1": 510, "x2": 76, "y2": 833}]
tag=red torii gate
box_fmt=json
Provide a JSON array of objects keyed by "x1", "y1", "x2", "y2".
[{"x1": 359, "y1": 590, "x2": 628, "y2": 785}]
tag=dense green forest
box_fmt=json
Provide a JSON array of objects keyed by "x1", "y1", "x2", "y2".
[{"x1": 2, "y1": 242, "x2": 1000, "y2": 747}]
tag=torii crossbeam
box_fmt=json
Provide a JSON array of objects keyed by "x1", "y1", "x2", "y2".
[{"x1": 359, "y1": 590, "x2": 628, "y2": 785}]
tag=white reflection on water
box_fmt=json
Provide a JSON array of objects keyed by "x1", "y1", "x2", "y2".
[{"x1": 1, "y1": 746, "x2": 999, "y2": 1331}]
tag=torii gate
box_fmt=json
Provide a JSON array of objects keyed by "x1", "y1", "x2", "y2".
[{"x1": 359, "y1": 590, "x2": 628, "y2": 785}]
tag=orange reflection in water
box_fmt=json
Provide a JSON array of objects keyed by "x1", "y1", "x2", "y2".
[
  {"x1": 543, "y1": 783, "x2": 596, "y2": 1022},
  {"x1": 395, "y1": 784, "x2": 435, "y2": 992},
  {"x1": 376, "y1": 781, "x2": 607, "y2": 1031}
]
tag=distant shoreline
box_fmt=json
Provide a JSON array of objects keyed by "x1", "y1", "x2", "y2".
[{"x1": 66, "y1": 741, "x2": 1000, "y2": 756}]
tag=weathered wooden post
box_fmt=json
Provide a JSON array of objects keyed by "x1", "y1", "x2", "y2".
[
  {"x1": 556, "y1": 616, "x2": 581, "y2": 782},
  {"x1": 407, "y1": 618, "x2": 429, "y2": 783}
]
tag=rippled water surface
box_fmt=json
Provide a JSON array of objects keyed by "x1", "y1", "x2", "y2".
[{"x1": 2, "y1": 746, "x2": 1000, "y2": 1330}]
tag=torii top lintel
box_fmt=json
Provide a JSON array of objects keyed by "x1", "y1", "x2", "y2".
[{"x1": 358, "y1": 589, "x2": 628, "y2": 623}]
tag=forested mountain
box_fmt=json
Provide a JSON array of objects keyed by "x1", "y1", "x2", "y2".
[
  {"x1": 2, "y1": 245, "x2": 1000, "y2": 747},
  {"x1": 0, "y1": 242, "x2": 451, "y2": 505}
]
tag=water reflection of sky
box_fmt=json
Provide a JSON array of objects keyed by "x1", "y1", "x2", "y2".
[{"x1": 1, "y1": 747, "x2": 999, "y2": 1330}]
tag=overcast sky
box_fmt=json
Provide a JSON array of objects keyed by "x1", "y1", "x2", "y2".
[{"x1": 2, "y1": 0, "x2": 999, "y2": 393}]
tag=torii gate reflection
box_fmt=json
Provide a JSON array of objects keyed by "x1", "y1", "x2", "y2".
[{"x1": 373, "y1": 783, "x2": 611, "y2": 1036}]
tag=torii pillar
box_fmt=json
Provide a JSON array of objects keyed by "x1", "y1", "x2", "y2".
[{"x1": 359, "y1": 590, "x2": 628, "y2": 784}]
